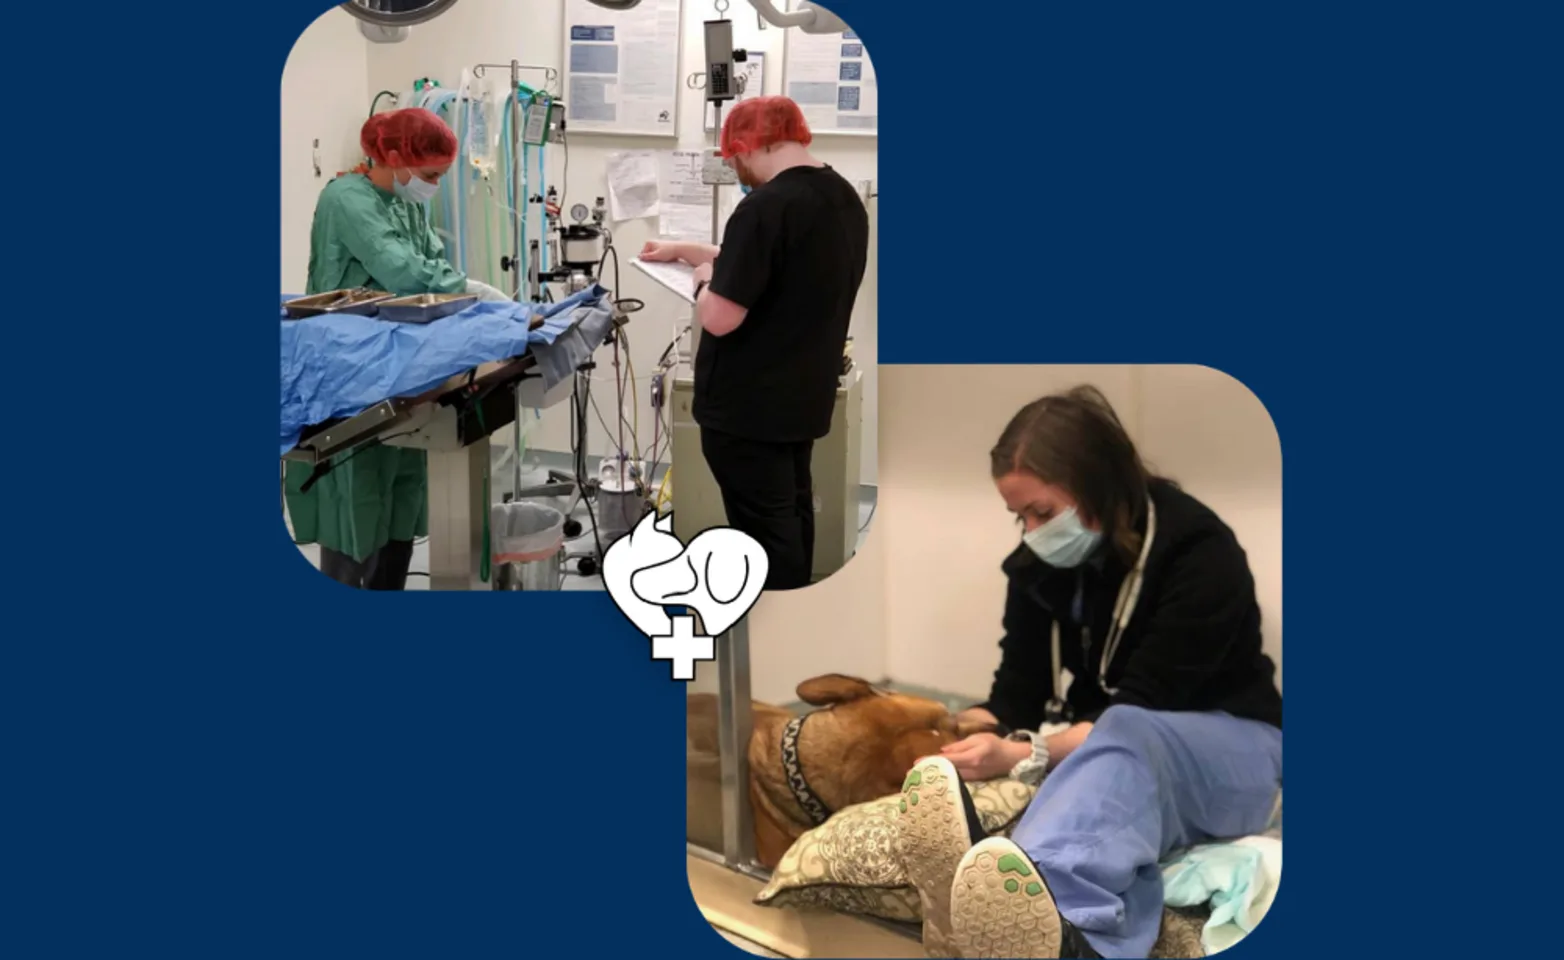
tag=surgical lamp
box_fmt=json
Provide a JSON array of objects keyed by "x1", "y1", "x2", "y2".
[
  {"x1": 339, "y1": 1, "x2": 461, "y2": 43},
  {"x1": 746, "y1": 0, "x2": 850, "y2": 34},
  {"x1": 340, "y1": 0, "x2": 460, "y2": 24},
  {"x1": 342, "y1": 2, "x2": 851, "y2": 39},
  {"x1": 583, "y1": 0, "x2": 848, "y2": 34}
]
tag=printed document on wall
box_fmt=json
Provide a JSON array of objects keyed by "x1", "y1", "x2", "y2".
[
  {"x1": 564, "y1": 0, "x2": 682, "y2": 136},
  {"x1": 606, "y1": 150, "x2": 660, "y2": 221},
  {"x1": 705, "y1": 52, "x2": 766, "y2": 132},
  {"x1": 658, "y1": 150, "x2": 715, "y2": 242},
  {"x1": 783, "y1": 5, "x2": 877, "y2": 134}
]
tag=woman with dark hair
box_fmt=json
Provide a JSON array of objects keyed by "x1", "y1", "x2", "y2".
[{"x1": 892, "y1": 386, "x2": 1283, "y2": 959}]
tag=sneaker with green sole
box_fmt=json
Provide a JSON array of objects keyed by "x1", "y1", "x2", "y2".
[
  {"x1": 893, "y1": 756, "x2": 973, "y2": 958},
  {"x1": 950, "y1": 836, "x2": 1068, "y2": 958}
]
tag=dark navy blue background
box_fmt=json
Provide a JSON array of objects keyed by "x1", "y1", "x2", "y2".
[{"x1": 6, "y1": 0, "x2": 1559, "y2": 956}]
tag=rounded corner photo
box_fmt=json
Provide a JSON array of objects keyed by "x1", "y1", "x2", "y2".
[
  {"x1": 281, "y1": 0, "x2": 878, "y2": 593},
  {"x1": 687, "y1": 365, "x2": 1281, "y2": 958}
]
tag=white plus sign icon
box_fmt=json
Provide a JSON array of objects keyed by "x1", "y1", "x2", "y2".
[
  {"x1": 601, "y1": 512, "x2": 770, "y2": 684},
  {"x1": 651, "y1": 615, "x2": 716, "y2": 680}
]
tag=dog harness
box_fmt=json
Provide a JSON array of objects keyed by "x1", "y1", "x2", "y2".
[{"x1": 780, "y1": 714, "x2": 832, "y2": 827}]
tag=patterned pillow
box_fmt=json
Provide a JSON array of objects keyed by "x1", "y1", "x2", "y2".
[
  {"x1": 752, "y1": 778, "x2": 1035, "y2": 922},
  {"x1": 753, "y1": 777, "x2": 1233, "y2": 958}
]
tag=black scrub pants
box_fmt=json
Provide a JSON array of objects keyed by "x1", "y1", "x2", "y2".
[
  {"x1": 700, "y1": 428, "x2": 815, "y2": 591},
  {"x1": 320, "y1": 539, "x2": 415, "y2": 590}
]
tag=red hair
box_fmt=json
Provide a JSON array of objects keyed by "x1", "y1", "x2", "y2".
[
  {"x1": 720, "y1": 96, "x2": 813, "y2": 159},
  {"x1": 360, "y1": 108, "x2": 458, "y2": 168}
]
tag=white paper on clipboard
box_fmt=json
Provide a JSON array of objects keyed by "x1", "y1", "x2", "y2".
[{"x1": 631, "y1": 257, "x2": 697, "y2": 303}]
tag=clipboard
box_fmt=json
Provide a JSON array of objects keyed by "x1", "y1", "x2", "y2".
[{"x1": 631, "y1": 257, "x2": 698, "y2": 304}]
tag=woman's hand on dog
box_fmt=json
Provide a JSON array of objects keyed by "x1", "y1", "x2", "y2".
[{"x1": 941, "y1": 733, "x2": 1032, "y2": 781}]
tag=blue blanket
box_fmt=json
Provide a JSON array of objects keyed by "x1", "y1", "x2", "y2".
[{"x1": 280, "y1": 287, "x2": 613, "y2": 454}]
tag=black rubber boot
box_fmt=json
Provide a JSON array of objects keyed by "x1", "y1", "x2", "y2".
[
  {"x1": 1058, "y1": 918, "x2": 1103, "y2": 959},
  {"x1": 956, "y1": 778, "x2": 989, "y2": 845}
]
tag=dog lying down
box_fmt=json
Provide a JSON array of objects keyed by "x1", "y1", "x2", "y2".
[
  {"x1": 687, "y1": 674, "x2": 997, "y2": 869},
  {"x1": 688, "y1": 674, "x2": 1216, "y2": 958}
]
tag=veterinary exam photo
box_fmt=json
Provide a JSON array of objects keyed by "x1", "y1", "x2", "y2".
[
  {"x1": 687, "y1": 365, "x2": 1283, "y2": 959},
  {"x1": 280, "y1": 2, "x2": 878, "y2": 592}
]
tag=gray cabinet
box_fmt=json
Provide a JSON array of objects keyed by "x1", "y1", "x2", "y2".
[{"x1": 671, "y1": 368, "x2": 864, "y2": 584}]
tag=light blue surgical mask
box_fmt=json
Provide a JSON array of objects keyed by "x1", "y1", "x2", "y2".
[
  {"x1": 740, "y1": 184, "x2": 752, "y2": 196},
  {"x1": 394, "y1": 171, "x2": 440, "y2": 204},
  {"x1": 1022, "y1": 508, "x2": 1102, "y2": 568}
]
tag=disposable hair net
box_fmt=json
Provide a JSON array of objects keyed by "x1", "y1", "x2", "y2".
[
  {"x1": 719, "y1": 96, "x2": 813, "y2": 159},
  {"x1": 360, "y1": 108, "x2": 459, "y2": 168}
]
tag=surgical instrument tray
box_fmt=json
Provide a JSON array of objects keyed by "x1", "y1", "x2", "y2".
[
  {"x1": 376, "y1": 293, "x2": 479, "y2": 325},
  {"x1": 283, "y1": 288, "x2": 396, "y2": 319}
]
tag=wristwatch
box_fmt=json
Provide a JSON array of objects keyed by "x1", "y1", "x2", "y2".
[{"x1": 1006, "y1": 730, "x2": 1051, "y2": 785}]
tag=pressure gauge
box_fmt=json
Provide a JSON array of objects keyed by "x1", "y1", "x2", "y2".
[{"x1": 570, "y1": 203, "x2": 590, "y2": 224}]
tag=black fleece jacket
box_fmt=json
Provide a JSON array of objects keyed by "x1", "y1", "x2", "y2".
[{"x1": 975, "y1": 479, "x2": 1282, "y2": 732}]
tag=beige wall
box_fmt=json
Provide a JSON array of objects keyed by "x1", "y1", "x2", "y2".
[
  {"x1": 280, "y1": 8, "x2": 370, "y2": 293},
  {"x1": 355, "y1": 0, "x2": 880, "y2": 480},
  {"x1": 747, "y1": 365, "x2": 1281, "y2": 704},
  {"x1": 746, "y1": 522, "x2": 887, "y2": 705}
]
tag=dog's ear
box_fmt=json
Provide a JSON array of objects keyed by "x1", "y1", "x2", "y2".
[{"x1": 796, "y1": 674, "x2": 876, "y2": 706}]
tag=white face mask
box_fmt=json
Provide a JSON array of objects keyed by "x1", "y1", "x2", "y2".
[
  {"x1": 1022, "y1": 507, "x2": 1102, "y2": 568},
  {"x1": 393, "y1": 171, "x2": 440, "y2": 204}
]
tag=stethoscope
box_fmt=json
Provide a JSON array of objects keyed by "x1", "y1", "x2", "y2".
[{"x1": 1044, "y1": 497, "x2": 1157, "y2": 723}]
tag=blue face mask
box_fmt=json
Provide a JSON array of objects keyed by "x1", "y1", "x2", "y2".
[
  {"x1": 740, "y1": 184, "x2": 752, "y2": 196},
  {"x1": 1022, "y1": 508, "x2": 1102, "y2": 568}
]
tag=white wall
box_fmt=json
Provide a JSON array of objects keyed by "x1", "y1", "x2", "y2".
[
  {"x1": 352, "y1": 0, "x2": 880, "y2": 481},
  {"x1": 746, "y1": 516, "x2": 887, "y2": 704},
  {"x1": 1135, "y1": 365, "x2": 1282, "y2": 689},
  {"x1": 867, "y1": 365, "x2": 1282, "y2": 699},
  {"x1": 281, "y1": 8, "x2": 371, "y2": 293}
]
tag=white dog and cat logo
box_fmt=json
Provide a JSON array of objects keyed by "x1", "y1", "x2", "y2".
[{"x1": 602, "y1": 512, "x2": 768, "y2": 681}]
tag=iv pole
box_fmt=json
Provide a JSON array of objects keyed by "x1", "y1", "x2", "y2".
[
  {"x1": 472, "y1": 60, "x2": 558, "y2": 500},
  {"x1": 471, "y1": 61, "x2": 558, "y2": 304},
  {"x1": 691, "y1": 4, "x2": 741, "y2": 360},
  {"x1": 690, "y1": 98, "x2": 725, "y2": 361}
]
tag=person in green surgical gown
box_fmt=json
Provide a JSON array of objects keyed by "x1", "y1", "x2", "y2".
[{"x1": 284, "y1": 107, "x2": 507, "y2": 589}]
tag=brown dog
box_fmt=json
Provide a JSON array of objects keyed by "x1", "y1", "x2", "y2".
[{"x1": 688, "y1": 674, "x2": 996, "y2": 868}]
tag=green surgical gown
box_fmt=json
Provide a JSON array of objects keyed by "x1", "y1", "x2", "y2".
[{"x1": 284, "y1": 173, "x2": 468, "y2": 563}]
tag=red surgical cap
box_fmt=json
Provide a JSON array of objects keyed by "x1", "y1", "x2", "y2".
[
  {"x1": 360, "y1": 108, "x2": 459, "y2": 168},
  {"x1": 720, "y1": 96, "x2": 813, "y2": 159}
]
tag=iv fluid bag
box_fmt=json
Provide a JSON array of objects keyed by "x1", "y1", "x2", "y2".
[{"x1": 467, "y1": 93, "x2": 493, "y2": 167}]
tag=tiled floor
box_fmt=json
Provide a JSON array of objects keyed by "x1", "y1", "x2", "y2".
[{"x1": 288, "y1": 449, "x2": 876, "y2": 592}]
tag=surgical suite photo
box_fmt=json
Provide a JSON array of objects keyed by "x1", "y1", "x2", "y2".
[
  {"x1": 687, "y1": 365, "x2": 1283, "y2": 960},
  {"x1": 280, "y1": 1, "x2": 878, "y2": 591}
]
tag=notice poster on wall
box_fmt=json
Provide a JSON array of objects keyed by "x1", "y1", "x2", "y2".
[
  {"x1": 704, "y1": 52, "x2": 766, "y2": 133},
  {"x1": 655, "y1": 150, "x2": 744, "y2": 243},
  {"x1": 564, "y1": 0, "x2": 683, "y2": 136},
  {"x1": 782, "y1": 4, "x2": 877, "y2": 136},
  {"x1": 657, "y1": 150, "x2": 714, "y2": 242}
]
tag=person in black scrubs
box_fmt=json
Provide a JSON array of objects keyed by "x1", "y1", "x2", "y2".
[{"x1": 640, "y1": 96, "x2": 869, "y2": 590}]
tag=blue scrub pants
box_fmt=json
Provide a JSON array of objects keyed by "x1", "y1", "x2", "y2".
[{"x1": 1008, "y1": 705, "x2": 1282, "y2": 958}]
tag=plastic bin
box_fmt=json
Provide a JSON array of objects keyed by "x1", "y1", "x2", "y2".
[{"x1": 490, "y1": 501, "x2": 566, "y2": 591}]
